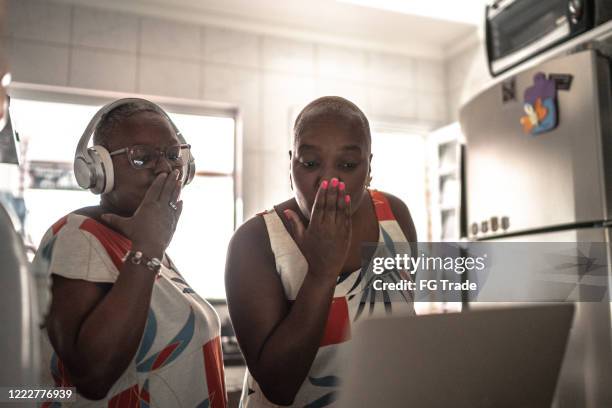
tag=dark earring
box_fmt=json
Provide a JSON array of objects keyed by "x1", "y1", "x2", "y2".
[{"x1": 366, "y1": 175, "x2": 372, "y2": 188}]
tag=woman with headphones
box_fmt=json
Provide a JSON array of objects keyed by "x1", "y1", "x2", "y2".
[{"x1": 33, "y1": 99, "x2": 227, "y2": 407}]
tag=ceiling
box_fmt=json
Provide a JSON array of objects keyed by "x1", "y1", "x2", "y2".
[{"x1": 56, "y1": 0, "x2": 485, "y2": 58}]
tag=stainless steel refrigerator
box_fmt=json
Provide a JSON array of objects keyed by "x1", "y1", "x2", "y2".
[{"x1": 460, "y1": 49, "x2": 612, "y2": 407}]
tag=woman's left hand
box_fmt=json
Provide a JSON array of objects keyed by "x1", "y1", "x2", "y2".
[{"x1": 101, "y1": 170, "x2": 183, "y2": 258}]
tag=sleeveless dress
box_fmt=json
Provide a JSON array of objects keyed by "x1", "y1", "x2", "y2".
[
  {"x1": 32, "y1": 213, "x2": 227, "y2": 408},
  {"x1": 240, "y1": 190, "x2": 415, "y2": 407}
]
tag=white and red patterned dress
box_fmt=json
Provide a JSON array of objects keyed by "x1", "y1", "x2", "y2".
[
  {"x1": 240, "y1": 190, "x2": 415, "y2": 407},
  {"x1": 33, "y1": 213, "x2": 227, "y2": 408}
]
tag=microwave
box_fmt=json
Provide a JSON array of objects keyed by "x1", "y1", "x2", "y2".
[{"x1": 486, "y1": 0, "x2": 612, "y2": 76}]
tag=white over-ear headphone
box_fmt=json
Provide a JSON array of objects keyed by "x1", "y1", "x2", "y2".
[{"x1": 74, "y1": 98, "x2": 196, "y2": 194}]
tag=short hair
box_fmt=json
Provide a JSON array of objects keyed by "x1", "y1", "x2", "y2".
[
  {"x1": 93, "y1": 100, "x2": 171, "y2": 148},
  {"x1": 293, "y1": 96, "x2": 371, "y2": 149}
]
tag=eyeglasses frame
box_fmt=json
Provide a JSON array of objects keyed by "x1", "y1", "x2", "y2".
[{"x1": 109, "y1": 143, "x2": 191, "y2": 169}]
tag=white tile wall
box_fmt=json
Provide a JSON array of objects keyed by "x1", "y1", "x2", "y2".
[
  {"x1": 203, "y1": 27, "x2": 259, "y2": 69},
  {"x1": 7, "y1": 0, "x2": 71, "y2": 44},
  {"x1": 262, "y1": 36, "x2": 314, "y2": 75},
  {"x1": 367, "y1": 52, "x2": 416, "y2": 88},
  {"x1": 70, "y1": 48, "x2": 137, "y2": 92},
  {"x1": 416, "y1": 91, "x2": 447, "y2": 123},
  {"x1": 141, "y1": 17, "x2": 201, "y2": 59},
  {"x1": 416, "y1": 59, "x2": 445, "y2": 93},
  {"x1": 447, "y1": 52, "x2": 473, "y2": 93},
  {"x1": 202, "y1": 65, "x2": 260, "y2": 151},
  {"x1": 241, "y1": 149, "x2": 263, "y2": 217},
  {"x1": 202, "y1": 65, "x2": 258, "y2": 105},
  {"x1": 9, "y1": 39, "x2": 69, "y2": 86},
  {"x1": 262, "y1": 72, "x2": 315, "y2": 152},
  {"x1": 368, "y1": 85, "x2": 416, "y2": 120},
  {"x1": 315, "y1": 78, "x2": 368, "y2": 113},
  {"x1": 263, "y1": 72, "x2": 316, "y2": 109},
  {"x1": 7, "y1": 0, "x2": 455, "y2": 217},
  {"x1": 445, "y1": 41, "x2": 490, "y2": 121},
  {"x1": 317, "y1": 45, "x2": 366, "y2": 82},
  {"x1": 448, "y1": 88, "x2": 463, "y2": 122},
  {"x1": 238, "y1": 102, "x2": 261, "y2": 154},
  {"x1": 72, "y1": 7, "x2": 139, "y2": 53},
  {"x1": 138, "y1": 56, "x2": 200, "y2": 99}
]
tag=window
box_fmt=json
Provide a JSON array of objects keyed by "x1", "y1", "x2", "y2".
[
  {"x1": 165, "y1": 113, "x2": 235, "y2": 300},
  {"x1": 11, "y1": 99, "x2": 101, "y2": 247},
  {"x1": 11, "y1": 97, "x2": 236, "y2": 300},
  {"x1": 370, "y1": 129, "x2": 428, "y2": 241}
]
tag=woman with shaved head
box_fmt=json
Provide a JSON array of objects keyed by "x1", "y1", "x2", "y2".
[{"x1": 226, "y1": 96, "x2": 417, "y2": 407}]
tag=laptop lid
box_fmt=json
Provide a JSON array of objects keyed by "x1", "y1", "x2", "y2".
[{"x1": 337, "y1": 304, "x2": 574, "y2": 408}]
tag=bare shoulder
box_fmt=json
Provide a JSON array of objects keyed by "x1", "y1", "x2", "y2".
[
  {"x1": 228, "y1": 197, "x2": 295, "y2": 261},
  {"x1": 228, "y1": 215, "x2": 271, "y2": 263},
  {"x1": 380, "y1": 191, "x2": 418, "y2": 242},
  {"x1": 231, "y1": 213, "x2": 268, "y2": 244},
  {"x1": 225, "y1": 212, "x2": 278, "y2": 285}
]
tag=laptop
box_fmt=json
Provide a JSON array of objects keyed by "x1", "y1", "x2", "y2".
[{"x1": 337, "y1": 304, "x2": 574, "y2": 408}]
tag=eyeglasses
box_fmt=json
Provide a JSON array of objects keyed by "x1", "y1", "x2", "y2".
[{"x1": 109, "y1": 144, "x2": 191, "y2": 169}]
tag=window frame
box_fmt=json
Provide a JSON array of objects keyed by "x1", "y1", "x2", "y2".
[{"x1": 8, "y1": 82, "x2": 243, "y2": 229}]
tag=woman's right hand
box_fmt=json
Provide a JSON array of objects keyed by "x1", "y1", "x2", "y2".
[
  {"x1": 101, "y1": 170, "x2": 183, "y2": 257},
  {"x1": 284, "y1": 178, "x2": 352, "y2": 281}
]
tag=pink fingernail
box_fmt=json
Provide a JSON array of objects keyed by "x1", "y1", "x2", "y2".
[
  {"x1": 345, "y1": 195, "x2": 351, "y2": 203},
  {"x1": 331, "y1": 178, "x2": 339, "y2": 188},
  {"x1": 321, "y1": 180, "x2": 328, "y2": 189},
  {"x1": 339, "y1": 182, "x2": 345, "y2": 191}
]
